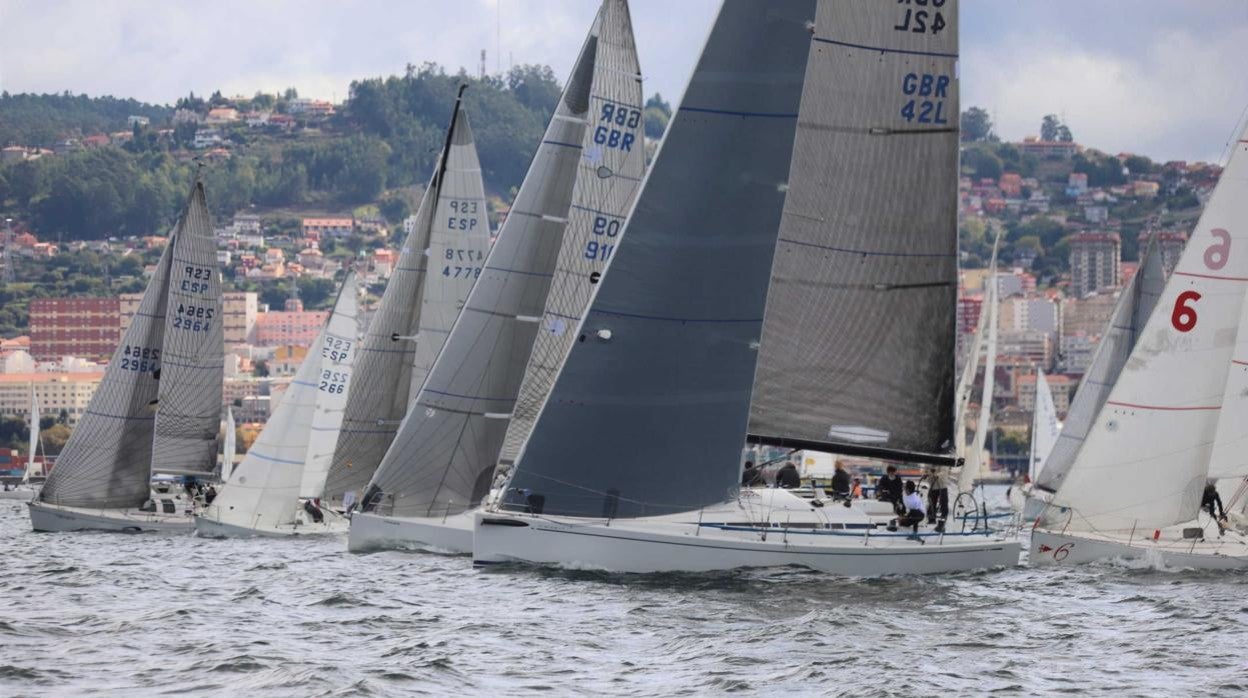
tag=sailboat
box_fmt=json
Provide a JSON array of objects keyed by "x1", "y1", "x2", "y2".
[
  {"x1": 320, "y1": 89, "x2": 490, "y2": 510},
  {"x1": 474, "y1": 0, "x2": 1019, "y2": 575},
  {"x1": 29, "y1": 180, "x2": 224, "y2": 532},
  {"x1": 0, "y1": 386, "x2": 43, "y2": 501},
  {"x1": 195, "y1": 273, "x2": 360, "y2": 537},
  {"x1": 349, "y1": 0, "x2": 645, "y2": 554},
  {"x1": 221, "y1": 406, "x2": 236, "y2": 481},
  {"x1": 1031, "y1": 123, "x2": 1248, "y2": 568}
]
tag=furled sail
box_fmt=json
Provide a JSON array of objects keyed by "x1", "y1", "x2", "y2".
[
  {"x1": 362, "y1": 1, "x2": 645, "y2": 519},
  {"x1": 1028, "y1": 369, "x2": 1059, "y2": 481},
  {"x1": 499, "y1": 0, "x2": 646, "y2": 473},
  {"x1": 38, "y1": 212, "x2": 176, "y2": 508},
  {"x1": 150, "y1": 182, "x2": 225, "y2": 477},
  {"x1": 503, "y1": 0, "x2": 817, "y2": 518},
  {"x1": 1051, "y1": 126, "x2": 1248, "y2": 531},
  {"x1": 205, "y1": 273, "x2": 359, "y2": 528},
  {"x1": 746, "y1": 0, "x2": 960, "y2": 463},
  {"x1": 301, "y1": 273, "x2": 359, "y2": 498},
  {"x1": 322, "y1": 98, "x2": 487, "y2": 506},
  {"x1": 1034, "y1": 238, "x2": 1164, "y2": 493}
]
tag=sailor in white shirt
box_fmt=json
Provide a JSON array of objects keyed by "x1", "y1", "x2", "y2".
[{"x1": 899, "y1": 480, "x2": 927, "y2": 539}]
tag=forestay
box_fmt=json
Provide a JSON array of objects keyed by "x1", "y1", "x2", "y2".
[
  {"x1": 150, "y1": 183, "x2": 225, "y2": 477},
  {"x1": 206, "y1": 273, "x2": 359, "y2": 529},
  {"x1": 323, "y1": 105, "x2": 487, "y2": 507},
  {"x1": 504, "y1": 0, "x2": 816, "y2": 518},
  {"x1": 499, "y1": 0, "x2": 646, "y2": 473},
  {"x1": 747, "y1": 0, "x2": 960, "y2": 463},
  {"x1": 1035, "y1": 240, "x2": 1164, "y2": 493},
  {"x1": 1052, "y1": 127, "x2": 1248, "y2": 531},
  {"x1": 363, "y1": 1, "x2": 645, "y2": 519}
]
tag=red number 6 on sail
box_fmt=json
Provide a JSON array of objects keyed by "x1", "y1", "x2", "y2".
[
  {"x1": 1204, "y1": 228, "x2": 1232, "y2": 270},
  {"x1": 1171, "y1": 291, "x2": 1202, "y2": 333}
]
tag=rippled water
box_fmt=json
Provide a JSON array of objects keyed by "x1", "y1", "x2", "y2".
[{"x1": 3, "y1": 494, "x2": 1247, "y2": 696}]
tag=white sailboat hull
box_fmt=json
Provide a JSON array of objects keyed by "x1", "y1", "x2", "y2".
[
  {"x1": 473, "y1": 510, "x2": 1020, "y2": 575},
  {"x1": 347, "y1": 511, "x2": 474, "y2": 554},
  {"x1": 28, "y1": 500, "x2": 193, "y2": 533},
  {"x1": 193, "y1": 507, "x2": 349, "y2": 538},
  {"x1": 1030, "y1": 526, "x2": 1248, "y2": 570}
]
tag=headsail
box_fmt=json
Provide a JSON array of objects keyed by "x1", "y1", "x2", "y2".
[
  {"x1": 1051, "y1": 125, "x2": 1248, "y2": 531},
  {"x1": 362, "y1": 0, "x2": 644, "y2": 519},
  {"x1": 958, "y1": 267, "x2": 998, "y2": 495},
  {"x1": 322, "y1": 96, "x2": 488, "y2": 506},
  {"x1": 1028, "y1": 369, "x2": 1059, "y2": 481},
  {"x1": 150, "y1": 182, "x2": 225, "y2": 477},
  {"x1": 503, "y1": 0, "x2": 817, "y2": 518},
  {"x1": 38, "y1": 214, "x2": 176, "y2": 508},
  {"x1": 746, "y1": 0, "x2": 960, "y2": 464},
  {"x1": 1034, "y1": 237, "x2": 1164, "y2": 493}
]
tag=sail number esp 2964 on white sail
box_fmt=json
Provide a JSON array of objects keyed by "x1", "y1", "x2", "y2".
[{"x1": 1170, "y1": 227, "x2": 1234, "y2": 333}]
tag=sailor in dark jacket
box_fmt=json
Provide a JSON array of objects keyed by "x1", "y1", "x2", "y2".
[{"x1": 876, "y1": 465, "x2": 905, "y2": 514}]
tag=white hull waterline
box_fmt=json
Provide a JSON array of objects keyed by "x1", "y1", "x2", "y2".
[
  {"x1": 348, "y1": 511, "x2": 473, "y2": 554},
  {"x1": 28, "y1": 500, "x2": 193, "y2": 533},
  {"x1": 475, "y1": 511, "x2": 1018, "y2": 575},
  {"x1": 194, "y1": 507, "x2": 348, "y2": 538},
  {"x1": 1030, "y1": 525, "x2": 1248, "y2": 570},
  {"x1": 474, "y1": 490, "x2": 1019, "y2": 575}
]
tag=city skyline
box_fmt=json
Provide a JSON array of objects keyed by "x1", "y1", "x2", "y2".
[{"x1": 1, "y1": 1, "x2": 1246, "y2": 163}]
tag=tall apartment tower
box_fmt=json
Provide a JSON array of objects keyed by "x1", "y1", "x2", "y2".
[{"x1": 1068, "y1": 232, "x2": 1122, "y2": 299}]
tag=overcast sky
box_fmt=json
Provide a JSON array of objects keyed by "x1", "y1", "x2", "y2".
[{"x1": 2, "y1": 0, "x2": 1246, "y2": 162}]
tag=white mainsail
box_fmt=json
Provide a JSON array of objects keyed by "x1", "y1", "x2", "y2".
[
  {"x1": 323, "y1": 97, "x2": 488, "y2": 507},
  {"x1": 23, "y1": 386, "x2": 41, "y2": 483},
  {"x1": 958, "y1": 265, "x2": 999, "y2": 495},
  {"x1": 204, "y1": 273, "x2": 359, "y2": 530},
  {"x1": 221, "y1": 407, "x2": 236, "y2": 482},
  {"x1": 301, "y1": 273, "x2": 359, "y2": 498},
  {"x1": 1028, "y1": 369, "x2": 1059, "y2": 481},
  {"x1": 1050, "y1": 123, "x2": 1248, "y2": 531}
]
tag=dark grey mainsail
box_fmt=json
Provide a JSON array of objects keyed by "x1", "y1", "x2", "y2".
[
  {"x1": 150, "y1": 183, "x2": 225, "y2": 476},
  {"x1": 1035, "y1": 236, "x2": 1165, "y2": 493},
  {"x1": 362, "y1": 0, "x2": 644, "y2": 519},
  {"x1": 503, "y1": 0, "x2": 817, "y2": 518},
  {"x1": 323, "y1": 97, "x2": 488, "y2": 506},
  {"x1": 747, "y1": 0, "x2": 960, "y2": 463}
]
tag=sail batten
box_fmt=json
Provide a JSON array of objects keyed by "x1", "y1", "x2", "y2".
[{"x1": 747, "y1": 0, "x2": 960, "y2": 460}]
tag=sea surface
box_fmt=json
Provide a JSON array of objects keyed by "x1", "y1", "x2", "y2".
[{"x1": 2, "y1": 488, "x2": 1246, "y2": 696}]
